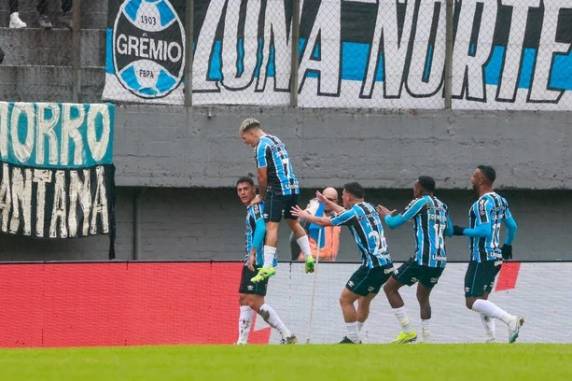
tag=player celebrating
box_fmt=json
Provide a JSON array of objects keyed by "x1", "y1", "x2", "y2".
[
  {"x1": 239, "y1": 118, "x2": 315, "y2": 283},
  {"x1": 235, "y1": 177, "x2": 297, "y2": 345},
  {"x1": 377, "y1": 176, "x2": 452, "y2": 343},
  {"x1": 292, "y1": 182, "x2": 394, "y2": 344},
  {"x1": 451, "y1": 165, "x2": 523, "y2": 343}
]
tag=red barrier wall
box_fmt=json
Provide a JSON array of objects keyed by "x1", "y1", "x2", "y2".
[{"x1": 0, "y1": 262, "x2": 269, "y2": 348}]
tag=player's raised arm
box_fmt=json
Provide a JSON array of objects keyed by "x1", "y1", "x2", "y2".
[
  {"x1": 316, "y1": 191, "x2": 344, "y2": 214},
  {"x1": 380, "y1": 198, "x2": 427, "y2": 229},
  {"x1": 291, "y1": 205, "x2": 333, "y2": 226}
]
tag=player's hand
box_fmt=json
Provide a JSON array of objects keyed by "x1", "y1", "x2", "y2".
[
  {"x1": 501, "y1": 244, "x2": 513, "y2": 260},
  {"x1": 305, "y1": 255, "x2": 315, "y2": 273},
  {"x1": 315, "y1": 191, "x2": 327, "y2": 204},
  {"x1": 291, "y1": 205, "x2": 309, "y2": 220},
  {"x1": 452, "y1": 225, "x2": 465, "y2": 236},
  {"x1": 250, "y1": 194, "x2": 262, "y2": 205},
  {"x1": 376, "y1": 204, "x2": 395, "y2": 217},
  {"x1": 247, "y1": 251, "x2": 256, "y2": 271}
]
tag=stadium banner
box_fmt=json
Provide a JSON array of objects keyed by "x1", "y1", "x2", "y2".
[
  {"x1": 0, "y1": 102, "x2": 116, "y2": 257},
  {"x1": 103, "y1": 0, "x2": 187, "y2": 104},
  {"x1": 0, "y1": 261, "x2": 569, "y2": 347}
]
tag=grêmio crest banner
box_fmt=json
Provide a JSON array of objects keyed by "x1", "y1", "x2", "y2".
[
  {"x1": 103, "y1": 0, "x2": 187, "y2": 104},
  {"x1": 0, "y1": 102, "x2": 117, "y2": 259}
]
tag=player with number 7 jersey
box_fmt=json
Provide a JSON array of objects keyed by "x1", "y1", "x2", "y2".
[{"x1": 291, "y1": 182, "x2": 394, "y2": 344}]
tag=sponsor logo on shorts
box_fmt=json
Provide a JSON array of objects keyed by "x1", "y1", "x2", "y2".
[
  {"x1": 247, "y1": 285, "x2": 253, "y2": 291},
  {"x1": 430, "y1": 277, "x2": 438, "y2": 284},
  {"x1": 367, "y1": 286, "x2": 375, "y2": 292},
  {"x1": 411, "y1": 277, "x2": 418, "y2": 283},
  {"x1": 347, "y1": 281, "x2": 354, "y2": 288}
]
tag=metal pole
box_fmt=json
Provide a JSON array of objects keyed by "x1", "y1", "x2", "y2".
[
  {"x1": 71, "y1": 0, "x2": 82, "y2": 102},
  {"x1": 184, "y1": 0, "x2": 194, "y2": 107},
  {"x1": 444, "y1": 0, "x2": 454, "y2": 110},
  {"x1": 290, "y1": 0, "x2": 300, "y2": 107},
  {"x1": 132, "y1": 188, "x2": 141, "y2": 261}
]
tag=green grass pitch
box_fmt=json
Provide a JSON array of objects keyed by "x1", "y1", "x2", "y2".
[{"x1": 0, "y1": 344, "x2": 570, "y2": 381}]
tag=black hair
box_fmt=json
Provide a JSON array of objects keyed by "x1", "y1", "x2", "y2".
[
  {"x1": 343, "y1": 182, "x2": 365, "y2": 199},
  {"x1": 236, "y1": 176, "x2": 255, "y2": 188},
  {"x1": 417, "y1": 176, "x2": 436, "y2": 193},
  {"x1": 477, "y1": 165, "x2": 496, "y2": 184}
]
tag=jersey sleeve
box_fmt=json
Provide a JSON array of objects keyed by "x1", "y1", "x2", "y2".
[
  {"x1": 256, "y1": 140, "x2": 269, "y2": 168},
  {"x1": 476, "y1": 197, "x2": 493, "y2": 224},
  {"x1": 330, "y1": 208, "x2": 356, "y2": 226}
]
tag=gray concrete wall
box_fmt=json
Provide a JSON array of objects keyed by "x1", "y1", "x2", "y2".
[
  {"x1": 114, "y1": 105, "x2": 572, "y2": 190},
  {"x1": 1, "y1": 188, "x2": 570, "y2": 262}
]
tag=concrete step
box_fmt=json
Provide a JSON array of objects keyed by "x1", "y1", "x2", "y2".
[
  {"x1": 0, "y1": 0, "x2": 107, "y2": 30},
  {"x1": 0, "y1": 27, "x2": 105, "y2": 66},
  {"x1": 0, "y1": 65, "x2": 104, "y2": 103}
]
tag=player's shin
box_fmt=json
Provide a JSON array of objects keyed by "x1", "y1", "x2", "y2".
[
  {"x1": 237, "y1": 305, "x2": 254, "y2": 345},
  {"x1": 471, "y1": 299, "x2": 511, "y2": 325},
  {"x1": 480, "y1": 313, "x2": 496, "y2": 342},
  {"x1": 263, "y1": 246, "x2": 277, "y2": 268},
  {"x1": 259, "y1": 303, "x2": 292, "y2": 339}
]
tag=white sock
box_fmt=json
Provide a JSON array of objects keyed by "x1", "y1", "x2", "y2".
[
  {"x1": 471, "y1": 299, "x2": 512, "y2": 325},
  {"x1": 259, "y1": 303, "x2": 291, "y2": 339},
  {"x1": 237, "y1": 305, "x2": 253, "y2": 344},
  {"x1": 296, "y1": 235, "x2": 312, "y2": 259},
  {"x1": 263, "y1": 246, "x2": 276, "y2": 268},
  {"x1": 480, "y1": 313, "x2": 496, "y2": 340},
  {"x1": 392, "y1": 306, "x2": 413, "y2": 332},
  {"x1": 345, "y1": 321, "x2": 360, "y2": 343},
  {"x1": 357, "y1": 321, "x2": 364, "y2": 332},
  {"x1": 421, "y1": 319, "x2": 431, "y2": 339}
]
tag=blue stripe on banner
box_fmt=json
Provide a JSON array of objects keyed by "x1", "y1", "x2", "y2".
[
  {"x1": 105, "y1": 28, "x2": 114, "y2": 74},
  {"x1": 204, "y1": 40, "x2": 572, "y2": 89},
  {"x1": 484, "y1": 45, "x2": 572, "y2": 90}
]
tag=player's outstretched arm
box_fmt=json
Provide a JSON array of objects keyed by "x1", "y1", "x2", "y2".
[
  {"x1": 291, "y1": 205, "x2": 333, "y2": 226},
  {"x1": 379, "y1": 198, "x2": 426, "y2": 229}
]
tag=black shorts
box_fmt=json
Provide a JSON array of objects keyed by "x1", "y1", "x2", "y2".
[
  {"x1": 464, "y1": 260, "x2": 502, "y2": 297},
  {"x1": 238, "y1": 266, "x2": 268, "y2": 296},
  {"x1": 264, "y1": 192, "x2": 299, "y2": 222},
  {"x1": 393, "y1": 258, "x2": 445, "y2": 289},
  {"x1": 346, "y1": 264, "x2": 395, "y2": 296}
]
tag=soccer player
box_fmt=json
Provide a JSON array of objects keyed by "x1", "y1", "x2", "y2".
[
  {"x1": 377, "y1": 176, "x2": 452, "y2": 343},
  {"x1": 451, "y1": 165, "x2": 523, "y2": 343},
  {"x1": 235, "y1": 177, "x2": 297, "y2": 345},
  {"x1": 239, "y1": 118, "x2": 315, "y2": 283},
  {"x1": 291, "y1": 182, "x2": 394, "y2": 344}
]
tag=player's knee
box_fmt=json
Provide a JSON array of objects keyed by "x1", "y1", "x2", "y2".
[
  {"x1": 383, "y1": 281, "x2": 395, "y2": 295},
  {"x1": 465, "y1": 298, "x2": 475, "y2": 310}
]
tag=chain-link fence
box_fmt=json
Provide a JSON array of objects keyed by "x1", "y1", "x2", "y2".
[{"x1": 2, "y1": 0, "x2": 571, "y2": 109}]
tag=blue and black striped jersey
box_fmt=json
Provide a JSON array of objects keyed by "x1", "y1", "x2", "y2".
[
  {"x1": 244, "y1": 202, "x2": 266, "y2": 266},
  {"x1": 401, "y1": 196, "x2": 449, "y2": 268},
  {"x1": 469, "y1": 192, "x2": 513, "y2": 263},
  {"x1": 330, "y1": 202, "x2": 392, "y2": 268},
  {"x1": 255, "y1": 135, "x2": 299, "y2": 196}
]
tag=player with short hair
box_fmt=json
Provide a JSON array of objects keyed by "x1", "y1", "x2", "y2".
[
  {"x1": 377, "y1": 176, "x2": 452, "y2": 343},
  {"x1": 239, "y1": 118, "x2": 315, "y2": 283},
  {"x1": 292, "y1": 182, "x2": 394, "y2": 344},
  {"x1": 451, "y1": 165, "x2": 523, "y2": 343},
  {"x1": 235, "y1": 176, "x2": 297, "y2": 345}
]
